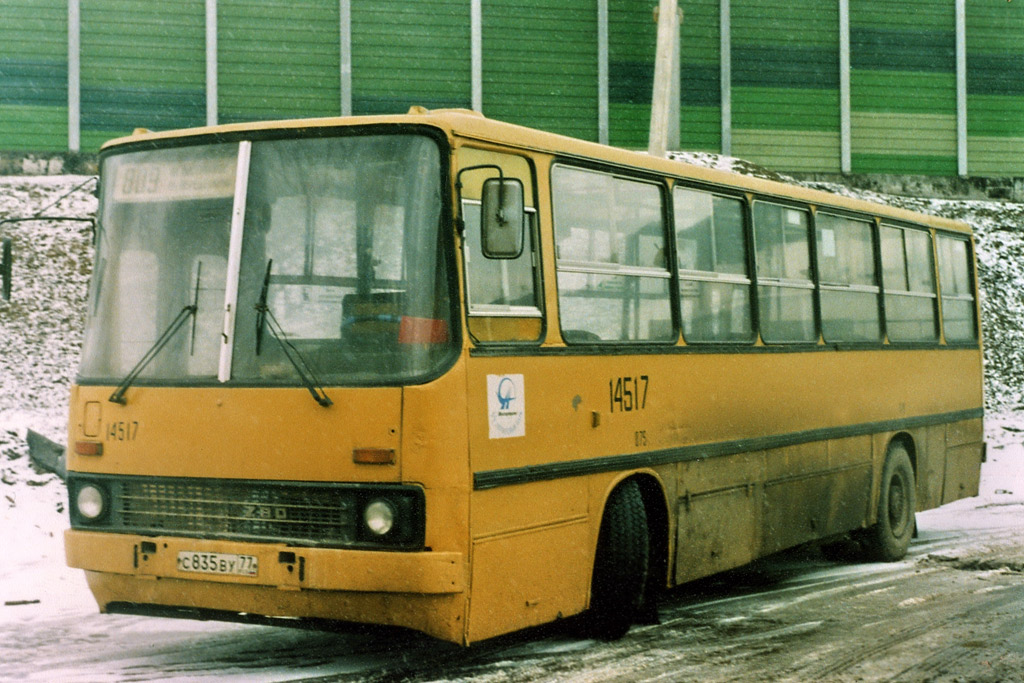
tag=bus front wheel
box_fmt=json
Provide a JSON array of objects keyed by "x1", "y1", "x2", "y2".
[
  {"x1": 864, "y1": 444, "x2": 916, "y2": 562},
  {"x1": 587, "y1": 479, "x2": 649, "y2": 639}
]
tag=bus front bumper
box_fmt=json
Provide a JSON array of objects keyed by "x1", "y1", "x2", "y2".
[
  {"x1": 66, "y1": 529, "x2": 465, "y2": 593},
  {"x1": 65, "y1": 529, "x2": 468, "y2": 641}
]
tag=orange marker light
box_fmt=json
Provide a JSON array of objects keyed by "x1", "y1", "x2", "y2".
[
  {"x1": 353, "y1": 448, "x2": 395, "y2": 465},
  {"x1": 74, "y1": 441, "x2": 104, "y2": 456}
]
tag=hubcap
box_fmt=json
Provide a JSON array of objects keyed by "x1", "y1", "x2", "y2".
[{"x1": 888, "y1": 474, "x2": 908, "y2": 535}]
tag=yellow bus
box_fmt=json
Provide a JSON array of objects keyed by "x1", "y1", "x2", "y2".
[{"x1": 65, "y1": 108, "x2": 984, "y2": 644}]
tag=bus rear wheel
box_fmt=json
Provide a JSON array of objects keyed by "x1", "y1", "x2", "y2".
[
  {"x1": 864, "y1": 444, "x2": 916, "y2": 562},
  {"x1": 587, "y1": 479, "x2": 649, "y2": 640}
]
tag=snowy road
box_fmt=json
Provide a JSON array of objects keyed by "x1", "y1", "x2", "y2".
[{"x1": 3, "y1": 423, "x2": 1022, "y2": 683}]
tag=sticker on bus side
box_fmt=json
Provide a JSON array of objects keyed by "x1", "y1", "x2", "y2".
[{"x1": 487, "y1": 374, "x2": 525, "y2": 439}]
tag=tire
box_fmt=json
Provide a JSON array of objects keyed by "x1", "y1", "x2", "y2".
[
  {"x1": 587, "y1": 479, "x2": 649, "y2": 640},
  {"x1": 864, "y1": 444, "x2": 916, "y2": 562}
]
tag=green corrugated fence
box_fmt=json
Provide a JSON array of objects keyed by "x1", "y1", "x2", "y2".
[{"x1": 1, "y1": 0, "x2": 1024, "y2": 178}]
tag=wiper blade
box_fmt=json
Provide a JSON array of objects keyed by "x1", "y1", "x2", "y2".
[
  {"x1": 108, "y1": 303, "x2": 197, "y2": 404},
  {"x1": 255, "y1": 300, "x2": 333, "y2": 408},
  {"x1": 189, "y1": 261, "x2": 203, "y2": 355},
  {"x1": 255, "y1": 258, "x2": 272, "y2": 355}
]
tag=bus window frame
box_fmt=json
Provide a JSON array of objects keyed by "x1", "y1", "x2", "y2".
[
  {"x1": 670, "y1": 183, "x2": 756, "y2": 345},
  {"x1": 456, "y1": 147, "x2": 546, "y2": 347},
  {"x1": 750, "y1": 198, "x2": 819, "y2": 345},
  {"x1": 935, "y1": 231, "x2": 979, "y2": 344},
  {"x1": 550, "y1": 161, "x2": 677, "y2": 346},
  {"x1": 879, "y1": 222, "x2": 940, "y2": 345},
  {"x1": 813, "y1": 209, "x2": 884, "y2": 345}
]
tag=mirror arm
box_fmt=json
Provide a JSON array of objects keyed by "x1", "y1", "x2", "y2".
[
  {"x1": 455, "y1": 163, "x2": 507, "y2": 237},
  {"x1": 455, "y1": 164, "x2": 505, "y2": 209}
]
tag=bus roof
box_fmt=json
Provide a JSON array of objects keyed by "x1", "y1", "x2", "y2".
[{"x1": 103, "y1": 107, "x2": 971, "y2": 235}]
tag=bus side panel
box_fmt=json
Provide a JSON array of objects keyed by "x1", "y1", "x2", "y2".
[
  {"x1": 402, "y1": 363, "x2": 472, "y2": 561},
  {"x1": 827, "y1": 434, "x2": 875, "y2": 528},
  {"x1": 467, "y1": 482, "x2": 590, "y2": 643},
  {"x1": 920, "y1": 425, "x2": 949, "y2": 509},
  {"x1": 943, "y1": 444, "x2": 983, "y2": 503},
  {"x1": 675, "y1": 452, "x2": 764, "y2": 584},
  {"x1": 762, "y1": 438, "x2": 873, "y2": 555},
  {"x1": 942, "y1": 418, "x2": 984, "y2": 504}
]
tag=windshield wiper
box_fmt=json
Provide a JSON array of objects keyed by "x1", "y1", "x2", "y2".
[
  {"x1": 109, "y1": 267, "x2": 203, "y2": 405},
  {"x1": 255, "y1": 258, "x2": 272, "y2": 355},
  {"x1": 254, "y1": 262, "x2": 332, "y2": 408},
  {"x1": 108, "y1": 303, "x2": 197, "y2": 404}
]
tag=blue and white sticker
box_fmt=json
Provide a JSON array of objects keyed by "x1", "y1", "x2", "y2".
[{"x1": 487, "y1": 374, "x2": 525, "y2": 439}]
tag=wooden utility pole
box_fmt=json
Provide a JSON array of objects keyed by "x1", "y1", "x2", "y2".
[{"x1": 648, "y1": 0, "x2": 681, "y2": 157}]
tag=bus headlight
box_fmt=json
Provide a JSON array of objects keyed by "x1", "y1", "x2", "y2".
[
  {"x1": 76, "y1": 484, "x2": 106, "y2": 521},
  {"x1": 363, "y1": 499, "x2": 396, "y2": 536}
]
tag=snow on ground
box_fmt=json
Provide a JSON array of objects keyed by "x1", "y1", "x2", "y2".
[
  {"x1": 2, "y1": 168, "x2": 1024, "y2": 664},
  {"x1": 1, "y1": 175, "x2": 96, "y2": 622}
]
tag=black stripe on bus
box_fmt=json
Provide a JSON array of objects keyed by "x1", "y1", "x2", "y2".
[{"x1": 472, "y1": 407, "x2": 983, "y2": 491}]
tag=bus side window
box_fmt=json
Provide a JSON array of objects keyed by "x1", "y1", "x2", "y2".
[
  {"x1": 815, "y1": 213, "x2": 881, "y2": 343},
  {"x1": 752, "y1": 202, "x2": 815, "y2": 343},
  {"x1": 552, "y1": 165, "x2": 673, "y2": 343},
  {"x1": 881, "y1": 225, "x2": 938, "y2": 342},
  {"x1": 936, "y1": 234, "x2": 977, "y2": 342},
  {"x1": 674, "y1": 188, "x2": 753, "y2": 343}
]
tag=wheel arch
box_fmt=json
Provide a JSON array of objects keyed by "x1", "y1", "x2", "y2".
[
  {"x1": 630, "y1": 473, "x2": 670, "y2": 592},
  {"x1": 886, "y1": 431, "x2": 918, "y2": 476},
  {"x1": 594, "y1": 471, "x2": 670, "y2": 592}
]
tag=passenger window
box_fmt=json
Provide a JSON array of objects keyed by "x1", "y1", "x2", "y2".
[
  {"x1": 881, "y1": 225, "x2": 938, "y2": 342},
  {"x1": 936, "y1": 235, "x2": 976, "y2": 342},
  {"x1": 753, "y1": 202, "x2": 815, "y2": 342},
  {"x1": 673, "y1": 187, "x2": 752, "y2": 342},
  {"x1": 816, "y1": 213, "x2": 881, "y2": 342},
  {"x1": 552, "y1": 165, "x2": 673, "y2": 343}
]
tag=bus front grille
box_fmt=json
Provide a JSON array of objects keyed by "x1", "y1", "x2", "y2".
[{"x1": 116, "y1": 478, "x2": 359, "y2": 545}]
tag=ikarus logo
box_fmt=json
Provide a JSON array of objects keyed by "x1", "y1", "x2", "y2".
[
  {"x1": 496, "y1": 377, "x2": 517, "y2": 409},
  {"x1": 487, "y1": 374, "x2": 525, "y2": 439}
]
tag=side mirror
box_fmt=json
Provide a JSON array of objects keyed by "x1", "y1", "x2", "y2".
[
  {"x1": 481, "y1": 177, "x2": 525, "y2": 259},
  {"x1": 1, "y1": 238, "x2": 11, "y2": 301}
]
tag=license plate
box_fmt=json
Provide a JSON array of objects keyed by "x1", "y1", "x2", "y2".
[{"x1": 176, "y1": 551, "x2": 258, "y2": 577}]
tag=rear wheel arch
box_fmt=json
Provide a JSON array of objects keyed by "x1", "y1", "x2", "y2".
[{"x1": 886, "y1": 432, "x2": 918, "y2": 477}]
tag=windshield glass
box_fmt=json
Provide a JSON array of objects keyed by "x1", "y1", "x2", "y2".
[{"x1": 80, "y1": 132, "x2": 455, "y2": 386}]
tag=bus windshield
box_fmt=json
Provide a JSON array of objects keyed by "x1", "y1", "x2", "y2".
[{"x1": 80, "y1": 132, "x2": 455, "y2": 387}]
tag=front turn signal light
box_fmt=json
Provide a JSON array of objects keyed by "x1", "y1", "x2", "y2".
[
  {"x1": 74, "y1": 441, "x2": 103, "y2": 456},
  {"x1": 353, "y1": 448, "x2": 395, "y2": 465}
]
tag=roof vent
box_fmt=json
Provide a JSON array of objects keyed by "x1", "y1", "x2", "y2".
[{"x1": 406, "y1": 106, "x2": 484, "y2": 118}]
